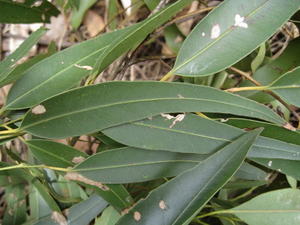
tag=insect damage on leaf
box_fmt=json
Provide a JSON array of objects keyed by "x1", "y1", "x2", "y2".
[
  {"x1": 133, "y1": 211, "x2": 142, "y2": 221},
  {"x1": 211, "y1": 24, "x2": 221, "y2": 39},
  {"x1": 65, "y1": 172, "x2": 110, "y2": 191},
  {"x1": 169, "y1": 113, "x2": 185, "y2": 128},
  {"x1": 234, "y1": 14, "x2": 248, "y2": 28},
  {"x1": 74, "y1": 64, "x2": 93, "y2": 70},
  {"x1": 71, "y1": 156, "x2": 85, "y2": 164},
  {"x1": 31, "y1": 104, "x2": 46, "y2": 115},
  {"x1": 159, "y1": 200, "x2": 168, "y2": 210},
  {"x1": 51, "y1": 211, "x2": 68, "y2": 225}
]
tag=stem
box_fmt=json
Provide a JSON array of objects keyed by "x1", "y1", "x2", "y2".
[
  {"x1": 0, "y1": 163, "x2": 71, "y2": 173},
  {"x1": 226, "y1": 86, "x2": 269, "y2": 92},
  {"x1": 230, "y1": 67, "x2": 300, "y2": 127},
  {"x1": 160, "y1": 71, "x2": 174, "y2": 81}
]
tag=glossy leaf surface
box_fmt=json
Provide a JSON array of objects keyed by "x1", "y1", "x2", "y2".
[
  {"x1": 172, "y1": 0, "x2": 300, "y2": 76},
  {"x1": 103, "y1": 114, "x2": 300, "y2": 160},
  {"x1": 20, "y1": 82, "x2": 284, "y2": 138},
  {"x1": 116, "y1": 129, "x2": 261, "y2": 225},
  {"x1": 230, "y1": 189, "x2": 300, "y2": 225}
]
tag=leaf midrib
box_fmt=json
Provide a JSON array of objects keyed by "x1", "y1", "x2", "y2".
[
  {"x1": 173, "y1": 0, "x2": 270, "y2": 73},
  {"x1": 21, "y1": 97, "x2": 280, "y2": 130},
  {"x1": 6, "y1": 45, "x2": 109, "y2": 109}
]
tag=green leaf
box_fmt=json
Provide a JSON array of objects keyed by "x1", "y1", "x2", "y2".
[
  {"x1": 72, "y1": 146, "x2": 264, "y2": 183},
  {"x1": 20, "y1": 81, "x2": 284, "y2": 139},
  {"x1": 93, "y1": 0, "x2": 194, "y2": 74},
  {"x1": 26, "y1": 140, "x2": 87, "y2": 168},
  {"x1": 171, "y1": 0, "x2": 300, "y2": 76},
  {"x1": 95, "y1": 206, "x2": 121, "y2": 225},
  {"x1": 0, "y1": 41, "x2": 57, "y2": 87},
  {"x1": 267, "y1": 66, "x2": 300, "y2": 107},
  {"x1": 251, "y1": 43, "x2": 266, "y2": 73},
  {"x1": 71, "y1": 0, "x2": 97, "y2": 29},
  {"x1": 229, "y1": 189, "x2": 300, "y2": 225},
  {"x1": 0, "y1": 27, "x2": 47, "y2": 86},
  {"x1": 225, "y1": 118, "x2": 300, "y2": 145},
  {"x1": 239, "y1": 37, "x2": 300, "y2": 102},
  {"x1": 103, "y1": 114, "x2": 300, "y2": 160},
  {"x1": 116, "y1": 129, "x2": 261, "y2": 225},
  {"x1": 28, "y1": 194, "x2": 107, "y2": 225},
  {"x1": 5, "y1": 27, "x2": 132, "y2": 110},
  {"x1": 0, "y1": 0, "x2": 59, "y2": 23},
  {"x1": 3, "y1": 184, "x2": 27, "y2": 225},
  {"x1": 72, "y1": 147, "x2": 209, "y2": 183},
  {"x1": 25, "y1": 140, "x2": 133, "y2": 210}
]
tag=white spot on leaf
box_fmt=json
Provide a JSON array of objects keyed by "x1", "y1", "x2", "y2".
[
  {"x1": 211, "y1": 24, "x2": 221, "y2": 39},
  {"x1": 169, "y1": 114, "x2": 185, "y2": 128},
  {"x1": 161, "y1": 113, "x2": 175, "y2": 120},
  {"x1": 32, "y1": 105, "x2": 46, "y2": 115},
  {"x1": 74, "y1": 64, "x2": 93, "y2": 70},
  {"x1": 234, "y1": 14, "x2": 248, "y2": 28},
  {"x1": 268, "y1": 161, "x2": 272, "y2": 167},
  {"x1": 72, "y1": 156, "x2": 85, "y2": 164},
  {"x1": 220, "y1": 118, "x2": 228, "y2": 123},
  {"x1": 133, "y1": 211, "x2": 141, "y2": 221},
  {"x1": 159, "y1": 200, "x2": 167, "y2": 210},
  {"x1": 201, "y1": 32, "x2": 205, "y2": 37}
]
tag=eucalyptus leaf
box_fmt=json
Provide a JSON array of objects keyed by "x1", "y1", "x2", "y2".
[
  {"x1": 93, "y1": 0, "x2": 194, "y2": 74},
  {"x1": 116, "y1": 129, "x2": 261, "y2": 225},
  {"x1": 20, "y1": 81, "x2": 284, "y2": 139},
  {"x1": 0, "y1": 0, "x2": 59, "y2": 23},
  {"x1": 0, "y1": 27, "x2": 47, "y2": 86},
  {"x1": 172, "y1": 0, "x2": 300, "y2": 76},
  {"x1": 268, "y1": 66, "x2": 300, "y2": 107},
  {"x1": 103, "y1": 114, "x2": 300, "y2": 160},
  {"x1": 5, "y1": 27, "x2": 133, "y2": 110},
  {"x1": 229, "y1": 188, "x2": 300, "y2": 225}
]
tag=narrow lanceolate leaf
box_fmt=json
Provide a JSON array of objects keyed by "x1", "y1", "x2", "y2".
[
  {"x1": 229, "y1": 189, "x2": 300, "y2": 225},
  {"x1": 0, "y1": 27, "x2": 47, "y2": 85},
  {"x1": 0, "y1": 0, "x2": 59, "y2": 23},
  {"x1": 25, "y1": 140, "x2": 132, "y2": 211},
  {"x1": 267, "y1": 67, "x2": 300, "y2": 107},
  {"x1": 71, "y1": 147, "x2": 265, "y2": 183},
  {"x1": 240, "y1": 37, "x2": 300, "y2": 102},
  {"x1": 94, "y1": 0, "x2": 194, "y2": 74},
  {"x1": 26, "y1": 140, "x2": 87, "y2": 168},
  {"x1": 172, "y1": 0, "x2": 300, "y2": 76},
  {"x1": 5, "y1": 27, "x2": 132, "y2": 110},
  {"x1": 29, "y1": 194, "x2": 107, "y2": 225},
  {"x1": 72, "y1": 147, "x2": 209, "y2": 183},
  {"x1": 103, "y1": 114, "x2": 300, "y2": 160},
  {"x1": 116, "y1": 129, "x2": 261, "y2": 225},
  {"x1": 20, "y1": 82, "x2": 284, "y2": 139}
]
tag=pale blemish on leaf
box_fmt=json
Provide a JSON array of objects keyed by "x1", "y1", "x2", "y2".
[
  {"x1": 161, "y1": 113, "x2": 175, "y2": 120},
  {"x1": 65, "y1": 172, "x2": 109, "y2": 191},
  {"x1": 268, "y1": 161, "x2": 272, "y2": 167},
  {"x1": 51, "y1": 211, "x2": 68, "y2": 225},
  {"x1": 32, "y1": 104, "x2": 46, "y2": 115},
  {"x1": 32, "y1": 0, "x2": 42, "y2": 7},
  {"x1": 283, "y1": 123, "x2": 296, "y2": 131},
  {"x1": 72, "y1": 156, "x2": 85, "y2": 164},
  {"x1": 177, "y1": 94, "x2": 184, "y2": 99},
  {"x1": 10, "y1": 58, "x2": 15, "y2": 62},
  {"x1": 74, "y1": 64, "x2": 93, "y2": 70},
  {"x1": 41, "y1": 14, "x2": 46, "y2": 21},
  {"x1": 169, "y1": 114, "x2": 185, "y2": 128},
  {"x1": 210, "y1": 24, "x2": 221, "y2": 39},
  {"x1": 234, "y1": 14, "x2": 248, "y2": 28},
  {"x1": 220, "y1": 118, "x2": 228, "y2": 123},
  {"x1": 159, "y1": 200, "x2": 167, "y2": 210},
  {"x1": 201, "y1": 32, "x2": 205, "y2": 37},
  {"x1": 133, "y1": 211, "x2": 142, "y2": 221}
]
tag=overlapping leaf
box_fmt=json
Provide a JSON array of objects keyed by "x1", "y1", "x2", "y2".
[
  {"x1": 172, "y1": 0, "x2": 300, "y2": 76},
  {"x1": 20, "y1": 81, "x2": 284, "y2": 138},
  {"x1": 115, "y1": 129, "x2": 261, "y2": 225},
  {"x1": 103, "y1": 114, "x2": 300, "y2": 160},
  {"x1": 229, "y1": 189, "x2": 300, "y2": 225}
]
